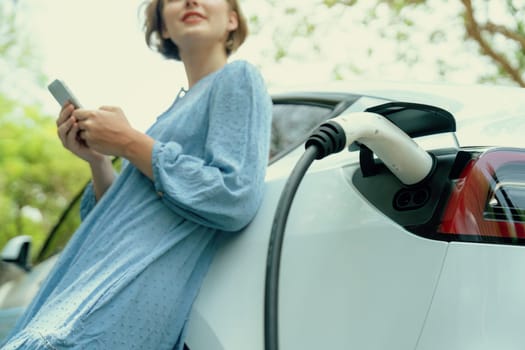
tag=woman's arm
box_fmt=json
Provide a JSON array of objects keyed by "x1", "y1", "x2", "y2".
[
  {"x1": 119, "y1": 129, "x2": 156, "y2": 180},
  {"x1": 88, "y1": 156, "x2": 116, "y2": 201},
  {"x1": 151, "y1": 62, "x2": 273, "y2": 231}
]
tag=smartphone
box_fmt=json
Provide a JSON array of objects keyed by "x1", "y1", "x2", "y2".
[{"x1": 47, "y1": 79, "x2": 82, "y2": 108}]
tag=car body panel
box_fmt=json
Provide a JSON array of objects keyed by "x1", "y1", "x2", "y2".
[
  {"x1": 418, "y1": 242, "x2": 525, "y2": 350},
  {"x1": 0, "y1": 255, "x2": 58, "y2": 339}
]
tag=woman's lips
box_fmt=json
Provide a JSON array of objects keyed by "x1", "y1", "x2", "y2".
[{"x1": 182, "y1": 11, "x2": 206, "y2": 23}]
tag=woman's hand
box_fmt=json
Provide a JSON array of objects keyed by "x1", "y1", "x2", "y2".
[
  {"x1": 73, "y1": 106, "x2": 137, "y2": 158},
  {"x1": 64, "y1": 105, "x2": 155, "y2": 180},
  {"x1": 56, "y1": 103, "x2": 105, "y2": 163}
]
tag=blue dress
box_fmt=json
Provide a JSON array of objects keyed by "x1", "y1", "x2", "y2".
[{"x1": 2, "y1": 60, "x2": 272, "y2": 350}]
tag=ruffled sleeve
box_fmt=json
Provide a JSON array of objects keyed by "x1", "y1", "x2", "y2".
[{"x1": 151, "y1": 62, "x2": 272, "y2": 232}]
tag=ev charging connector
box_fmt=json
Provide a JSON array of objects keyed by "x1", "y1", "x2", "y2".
[{"x1": 265, "y1": 111, "x2": 436, "y2": 350}]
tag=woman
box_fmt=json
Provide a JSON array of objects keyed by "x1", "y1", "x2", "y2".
[{"x1": 2, "y1": 0, "x2": 272, "y2": 348}]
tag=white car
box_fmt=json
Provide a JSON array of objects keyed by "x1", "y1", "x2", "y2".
[{"x1": 1, "y1": 81, "x2": 525, "y2": 350}]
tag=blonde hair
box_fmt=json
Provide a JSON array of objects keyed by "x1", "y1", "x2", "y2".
[{"x1": 143, "y1": 0, "x2": 248, "y2": 60}]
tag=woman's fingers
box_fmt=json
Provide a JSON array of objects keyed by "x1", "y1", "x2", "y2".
[
  {"x1": 56, "y1": 103, "x2": 75, "y2": 127},
  {"x1": 73, "y1": 108, "x2": 96, "y2": 122},
  {"x1": 68, "y1": 121, "x2": 88, "y2": 148},
  {"x1": 57, "y1": 117, "x2": 74, "y2": 144},
  {"x1": 67, "y1": 121, "x2": 78, "y2": 143},
  {"x1": 57, "y1": 117, "x2": 87, "y2": 150},
  {"x1": 57, "y1": 103, "x2": 80, "y2": 149}
]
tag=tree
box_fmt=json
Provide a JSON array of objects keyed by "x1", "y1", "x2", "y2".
[
  {"x1": 245, "y1": 0, "x2": 525, "y2": 86},
  {"x1": 330, "y1": 0, "x2": 525, "y2": 86},
  {"x1": 334, "y1": 0, "x2": 525, "y2": 86},
  {"x1": 458, "y1": 0, "x2": 525, "y2": 86},
  {"x1": 0, "y1": 1, "x2": 46, "y2": 101}
]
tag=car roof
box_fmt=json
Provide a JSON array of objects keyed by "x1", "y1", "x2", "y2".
[{"x1": 271, "y1": 80, "x2": 525, "y2": 149}]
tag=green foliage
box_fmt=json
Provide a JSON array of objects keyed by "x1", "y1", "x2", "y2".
[
  {"x1": 0, "y1": 1, "x2": 90, "y2": 260},
  {"x1": 248, "y1": 15, "x2": 262, "y2": 35},
  {"x1": 379, "y1": 0, "x2": 427, "y2": 13},
  {"x1": 0, "y1": 3, "x2": 18, "y2": 57},
  {"x1": 0, "y1": 92, "x2": 89, "y2": 260},
  {"x1": 0, "y1": 1, "x2": 46, "y2": 99},
  {"x1": 323, "y1": 0, "x2": 358, "y2": 7}
]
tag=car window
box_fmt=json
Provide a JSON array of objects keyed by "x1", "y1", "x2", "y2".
[
  {"x1": 36, "y1": 189, "x2": 83, "y2": 263},
  {"x1": 270, "y1": 103, "x2": 333, "y2": 160},
  {"x1": 485, "y1": 162, "x2": 525, "y2": 223}
]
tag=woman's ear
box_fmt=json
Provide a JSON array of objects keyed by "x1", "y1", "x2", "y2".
[{"x1": 227, "y1": 10, "x2": 239, "y2": 32}]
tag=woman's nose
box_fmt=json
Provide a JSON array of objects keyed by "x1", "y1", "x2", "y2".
[{"x1": 185, "y1": 0, "x2": 198, "y2": 7}]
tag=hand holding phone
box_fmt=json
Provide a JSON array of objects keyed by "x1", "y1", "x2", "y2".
[
  {"x1": 48, "y1": 79, "x2": 82, "y2": 108},
  {"x1": 50, "y1": 78, "x2": 89, "y2": 152}
]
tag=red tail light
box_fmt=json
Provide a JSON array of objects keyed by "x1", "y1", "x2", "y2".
[{"x1": 439, "y1": 148, "x2": 525, "y2": 240}]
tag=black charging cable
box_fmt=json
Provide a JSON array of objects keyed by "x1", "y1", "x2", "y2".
[{"x1": 264, "y1": 121, "x2": 346, "y2": 350}]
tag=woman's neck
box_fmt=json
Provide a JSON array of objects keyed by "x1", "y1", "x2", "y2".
[{"x1": 181, "y1": 46, "x2": 228, "y2": 88}]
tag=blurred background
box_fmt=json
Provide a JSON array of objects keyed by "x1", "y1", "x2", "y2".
[{"x1": 1, "y1": 0, "x2": 524, "y2": 255}]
